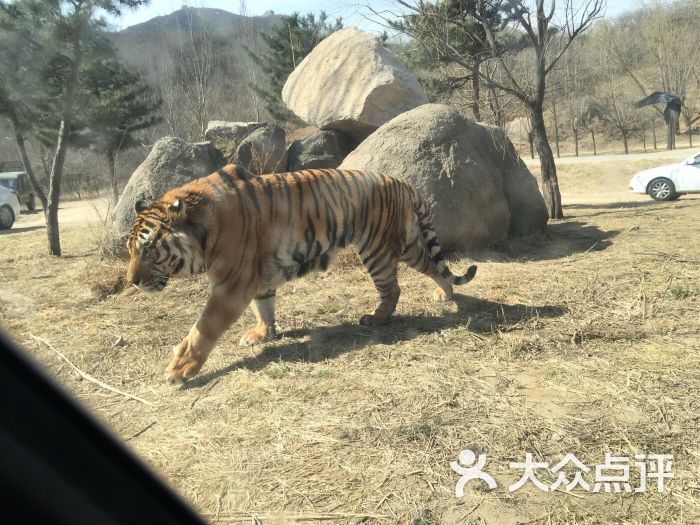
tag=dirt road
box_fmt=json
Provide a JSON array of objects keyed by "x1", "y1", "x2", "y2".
[
  {"x1": 10, "y1": 198, "x2": 109, "y2": 232},
  {"x1": 523, "y1": 146, "x2": 695, "y2": 165}
]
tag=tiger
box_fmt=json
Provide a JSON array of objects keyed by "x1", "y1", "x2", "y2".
[{"x1": 126, "y1": 164, "x2": 477, "y2": 384}]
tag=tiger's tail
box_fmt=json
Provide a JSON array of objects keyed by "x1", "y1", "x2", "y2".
[{"x1": 405, "y1": 187, "x2": 477, "y2": 287}]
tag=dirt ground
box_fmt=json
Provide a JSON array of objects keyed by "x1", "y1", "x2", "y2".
[
  {"x1": 12, "y1": 198, "x2": 109, "y2": 230},
  {"x1": 1, "y1": 155, "x2": 699, "y2": 524}
]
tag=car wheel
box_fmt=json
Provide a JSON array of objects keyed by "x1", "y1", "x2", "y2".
[
  {"x1": 669, "y1": 193, "x2": 681, "y2": 201},
  {"x1": 648, "y1": 178, "x2": 676, "y2": 201},
  {"x1": 0, "y1": 205, "x2": 14, "y2": 230},
  {"x1": 27, "y1": 195, "x2": 36, "y2": 211}
]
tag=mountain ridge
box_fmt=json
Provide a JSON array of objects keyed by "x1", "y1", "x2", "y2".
[{"x1": 115, "y1": 6, "x2": 282, "y2": 38}]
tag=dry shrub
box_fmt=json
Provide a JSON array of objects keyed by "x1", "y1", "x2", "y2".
[{"x1": 85, "y1": 260, "x2": 128, "y2": 300}]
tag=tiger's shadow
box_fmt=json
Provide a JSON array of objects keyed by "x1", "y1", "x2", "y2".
[{"x1": 183, "y1": 295, "x2": 565, "y2": 388}]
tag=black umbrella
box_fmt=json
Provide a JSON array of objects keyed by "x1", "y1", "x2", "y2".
[{"x1": 633, "y1": 91, "x2": 682, "y2": 150}]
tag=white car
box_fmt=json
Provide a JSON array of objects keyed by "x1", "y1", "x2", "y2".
[
  {"x1": 629, "y1": 152, "x2": 700, "y2": 201},
  {"x1": 0, "y1": 185, "x2": 20, "y2": 230}
]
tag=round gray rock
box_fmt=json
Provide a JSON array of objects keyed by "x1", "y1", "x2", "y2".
[
  {"x1": 483, "y1": 124, "x2": 550, "y2": 237},
  {"x1": 232, "y1": 122, "x2": 288, "y2": 175},
  {"x1": 204, "y1": 121, "x2": 263, "y2": 144},
  {"x1": 339, "y1": 104, "x2": 548, "y2": 251},
  {"x1": 101, "y1": 137, "x2": 219, "y2": 258},
  {"x1": 287, "y1": 130, "x2": 354, "y2": 171},
  {"x1": 282, "y1": 28, "x2": 428, "y2": 142}
]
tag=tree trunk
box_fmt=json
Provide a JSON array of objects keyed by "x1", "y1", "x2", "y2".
[
  {"x1": 622, "y1": 131, "x2": 629, "y2": 154},
  {"x1": 46, "y1": 41, "x2": 81, "y2": 256},
  {"x1": 46, "y1": 122, "x2": 69, "y2": 255},
  {"x1": 591, "y1": 129, "x2": 597, "y2": 156},
  {"x1": 485, "y1": 80, "x2": 504, "y2": 128},
  {"x1": 288, "y1": 24, "x2": 297, "y2": 68},
  {"x1": 688, "y1": 119, "x2": 693, "y2": 148},
  {"x1": 573, "y1": 128, "x2": 579, "y2": 157},
  {"x1": 528, "y1": 132, "x2": 535, "y2": 159},
  {"x1": 530, "y1": 105, "x2": 563, "y2": 219},
  {"x1": 107, "y1": 151, "x2": 119, "y2": 206},
  {"x1": 642, "y1": 123, "x2": 647, "y2": 152},
  {"x1": 552, "y1": 98, "x2": 560, "y2": 158},
  {"x1": 667, "y1": 121, "x2": 676, "y2": 150},
  {"x1": 652, "y1": 117, "x2": 657, "y2": 149},
  {"x1": 470, "y1": 59, "x2": 482, "y2": 121},
  {"x1": 9, "y1": 110, "x2": 48, "y2": 212}
]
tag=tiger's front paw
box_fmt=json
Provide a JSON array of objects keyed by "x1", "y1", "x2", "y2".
[
  {"x1": 432, "y1": 287, "x2": 453, "y2": 302},
  {"x1": 166, "y1": 338, "x2": 205, "y2": 384},
  {"x1": 238, "y1": 325, "x2": 276, "y2": 347}
]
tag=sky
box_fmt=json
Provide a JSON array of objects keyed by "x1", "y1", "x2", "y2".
[{"x1": 110, "y1": 0, "x2": 638, "y2": 34}]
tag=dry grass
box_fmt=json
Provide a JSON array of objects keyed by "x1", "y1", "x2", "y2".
[{"x1": 1, "y1": 158, "x2": 699, "y2": 524}]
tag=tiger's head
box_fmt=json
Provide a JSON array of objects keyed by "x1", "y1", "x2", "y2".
[{"x1": 126, "y1": 197, "x2": 205, "y2": 293}]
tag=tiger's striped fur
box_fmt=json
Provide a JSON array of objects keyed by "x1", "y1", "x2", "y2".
[{"x1": 126, "y1": 164, "x2": 477, "y2": 383}]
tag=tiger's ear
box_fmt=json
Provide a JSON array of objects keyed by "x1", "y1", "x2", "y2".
[
  {"x1": 134, "y1": 200, "x2": 148, "y2": 214},
  {"x1": 169, "y1": 198, "x2": 185, "y2": 214}
]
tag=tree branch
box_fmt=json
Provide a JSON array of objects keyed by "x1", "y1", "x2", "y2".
[{"x1": 544, "y1": 0, "x2": 604, "y2": 76}]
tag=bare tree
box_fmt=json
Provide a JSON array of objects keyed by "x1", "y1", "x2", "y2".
[
  {"x1": 487, "y1": 0, "x2": 603, "y2": 217},
  {"x1": 600, "y1": 75, "x2": 639, "y2": 154},
  {"x1": 176, "y1": 7, "x2": 225, "y2": 140},
  {"x1": 579, "y1": 100, "x2": 603, "y2": 156},
  {"x1": 570, "y1": 82, "x2": 604, "y2": 155},
  {"x1": 238, "y1": 0, "x2": 261, "y2": 121},
  {"x1": 681, "y1": 102, "x2": 698, "y2": 149},
  {"x1": 144, "y1": 6, "x2": 226, "y2": 141},
  {"x1": 642, "y1": 1, "x2": 699, "y2": 137},
  {"x1": 482, "y1": 61, "x2": 519, "y2": 128},
  {"x1": 561, "y1": 49, "x2": 585, "y2": 156},
  {"x1": 550, "y1": 96, "x2": 560, "y2": 157},
  {"x1": 607, "y1": 3, "x2": 699, "y2": 150},
  {"x1": 393, "y1": 0, "x2": 605, "y2": 219},
  {"x1": 149, "y1": 45, "x2": 183, "y2": 137},
  {"x1": 566, "y1": 101, "x2": 582, "y2": 156}
]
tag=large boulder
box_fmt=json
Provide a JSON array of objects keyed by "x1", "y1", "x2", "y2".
[
  {"x1": 339, "y1": 104, "x2": 548, "y2": 250},
  {"x1": 232, "y1": 122, "x2": 288, "y2": 175},
  {"x1": 101, "y1": 137, "x2": 219, "y2": 258},
  {"x1": 282, "y1": 28, "x2": 428, "y2": 142},
  {"x1": 287, "y1": 130, "x2": 354, "y2": 171},
  {"x1": 485, "y1": 125, "x2": 550, "y2": 237},
  {"x1": 204, "y1": 121, "x2": 263, "y2": 144}
]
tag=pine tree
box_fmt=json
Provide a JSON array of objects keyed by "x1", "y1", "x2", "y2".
[
  {"x1": 391, "y1": 0, "x2": 512, "y2": 122},
  {"x1": 246, "y1": 12, "x2": 342, "y2": 123},
  {"x1": 0, "y1": 0, "x2": 148, "y2": 256},
  {"x1": 79, "y1": 59, "x2": 162, "y2": 205}
]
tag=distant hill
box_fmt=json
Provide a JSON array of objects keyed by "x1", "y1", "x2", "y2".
[
  {"x1": 115, "y1": 6, "x2": 282, "y2": 40},
  {"x1": 111, "y1": 7, "x2": 282, "y2": 77},
  {"x1": 109, "y1": 7, "x2": 282, "y2": 131}
]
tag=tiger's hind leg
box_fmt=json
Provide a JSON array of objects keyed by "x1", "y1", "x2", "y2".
[
  {"x1": 358, "y1": 247, "x2": 401, "y2": 327},
  {"x1": 400, "y1": 225, "x2": 453, "y2": 302},
  {"x1": 239, "y1": 290, "x2": 277, "y2": 347}
]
